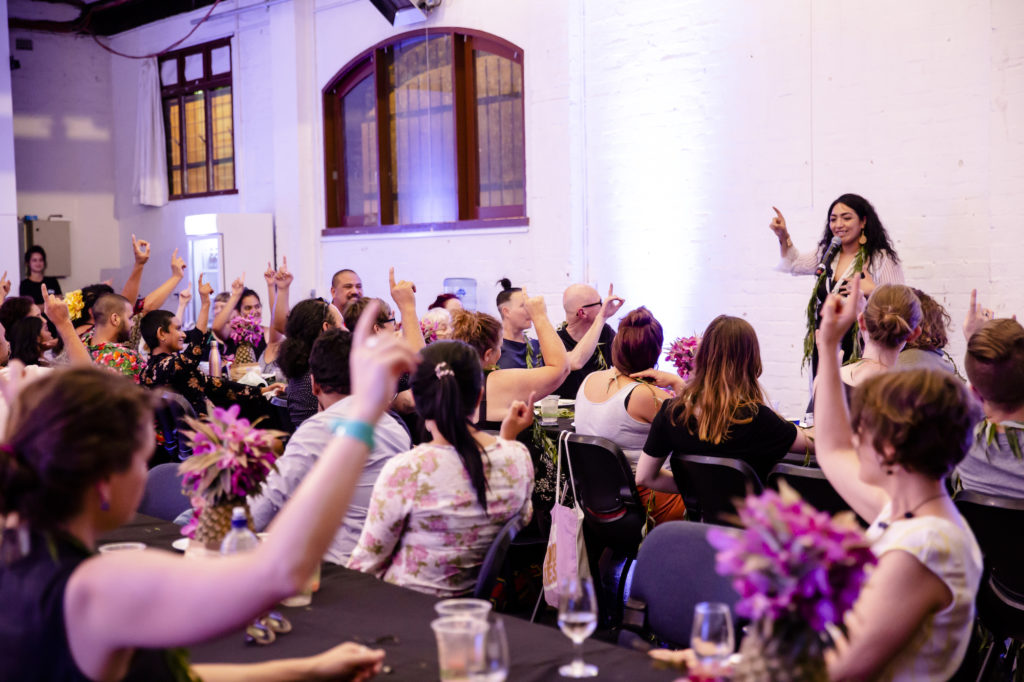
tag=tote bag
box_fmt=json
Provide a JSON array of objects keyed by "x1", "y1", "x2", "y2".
[{"x1": 541, "y1": 431, "x2": 590, "y2": 609}]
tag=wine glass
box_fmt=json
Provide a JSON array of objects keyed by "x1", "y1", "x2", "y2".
[
  {"x1": 471, "y1": 617, "x2": 510, "y2": 682},
  {"x1": 690, "y1": 602, "x2": 734, "y2": 670},
  {"x1": 557, "y1": 575, "x2": 599, "y2": 678}
]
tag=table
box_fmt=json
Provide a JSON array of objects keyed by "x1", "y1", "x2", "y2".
[{"x1": 99, "y1": 516, "x2": 679, "y2": 682}]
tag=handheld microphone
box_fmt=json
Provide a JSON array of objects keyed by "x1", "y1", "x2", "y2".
[{"x1": 815, "y1": 236, "x2": 843, "y2": 276}]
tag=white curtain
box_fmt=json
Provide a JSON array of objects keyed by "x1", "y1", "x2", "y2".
[{"x1": 133, "y1": 58, "x2": 168, "y2": 207}]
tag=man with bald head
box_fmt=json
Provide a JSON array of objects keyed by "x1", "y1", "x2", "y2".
[
  {"x1": 331, "y1": 269, "x2": 363, "y2": 312},
  {"x1": 555, "y1": 283, "x2": 624, "y2": 397}
]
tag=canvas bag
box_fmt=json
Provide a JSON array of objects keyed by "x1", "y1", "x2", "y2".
[{"x1": 541, "y1": 431, "x2": 591, "y2": 609}]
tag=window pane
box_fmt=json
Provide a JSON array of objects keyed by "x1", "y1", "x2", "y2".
[
  {"x1": 211, "y1": 45, "x2": 230, "y2": 75},
  {"x1": 475, "y1": 49, "x2": 524, "y2": 210},
  {"x1": 185, "y1": 53, "x2": 204, "y2": 82},
  {"x1": 184, "y1": 91, "x2": 208, "y2": 194},
  {"x1": 163, "y1": 98, "x2": 183, "y2": 196},
  {"x1": 210, "y1": 86, "x2": 234, "y2": 191},
  {"x1": 343, "y1": 75, "x2": 379, "y2": 223},
  {"x1": 160, "y1": 59, "x2": 178, "y2": 87},
  {"x1": 387, "y1": 35, "x2": 456, "y2": 224}
]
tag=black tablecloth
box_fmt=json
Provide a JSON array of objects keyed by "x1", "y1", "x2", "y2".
[{"x1": 100, "y1": 516, "x2": 679, "y2": 682}]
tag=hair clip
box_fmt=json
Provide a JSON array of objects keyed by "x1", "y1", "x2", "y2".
[{"x1": 435, "y1": 362, "x2": 455, "y2": 379}]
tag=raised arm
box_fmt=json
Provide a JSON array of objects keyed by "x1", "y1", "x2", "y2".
[
  {"x1": 263, "y1": 262, "x2": 283, "y2": 344},
  {"x1": 120, "y1": 234, "x2": 150, "y2": 305},
  {"x1": 196, "y1": 275, "x2": 213, "y2": 333},
  {"x1": 814, "y1": 276, "x2": 887, "y2": 520},
  {"x1": 389, "y1": 267, "x2": 424, "y2": 351},
  {"x1": 566, "y1": 284, "x2": 624, "y2": 370},
  {"x1": 43, "y1": 286, "x2": 91, "y2": 366},
  {"x1": 174, "y1": 284, "x2": 191, "y2": 325},
  {"x1": 141, "y1": 248, "x2": 186, "y2": 313},
  {"x1": 271, "y1": 258, "x2": 293, "y2": 338},
  {"x1": 64, "y1": 301, "x2": 418, "y2": 662},
  {"x1": 1, "y1": 270, "x2": 11, "y2": 300},
  {"x1": 213, "y1": 274, "x2": 245, "y2": 339}
]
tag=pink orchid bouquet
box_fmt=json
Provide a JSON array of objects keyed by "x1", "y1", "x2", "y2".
[
  {"x1": 229, "y1": 313, "x2": 263, "y2": 346},
  {"x1": 666, "y1": 334, "x2": 701, "y2": 380},
  {"x1": 420, "y1": 317, "x2": 441, "y2": 344},
  {"x1": 178, "y1": 404, "x2": 285, "y2": 537},
  {"x1": 706, "y1": 483, "x2": 875, "y2": 633}
]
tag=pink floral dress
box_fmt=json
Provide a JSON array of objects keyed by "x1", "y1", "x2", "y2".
[{"x1": 348, "y1": 438, "x2": 533, "y2": 597}]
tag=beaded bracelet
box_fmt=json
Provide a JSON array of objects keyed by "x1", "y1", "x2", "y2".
[{"x1": 329, "y1": 418, "x2": 375, "y2": 450}]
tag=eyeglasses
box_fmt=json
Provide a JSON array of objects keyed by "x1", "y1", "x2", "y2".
[
  {"x1": 382, "y1": 317, "x2": 396, "y2": 325},
  {"x1": 579, "y1": 301, "x2": 602, "y2": 311}
]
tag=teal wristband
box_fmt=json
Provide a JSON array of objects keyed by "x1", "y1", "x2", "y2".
[{"x1": 330, "y1": 418, "x2": 375, "y2": 450}]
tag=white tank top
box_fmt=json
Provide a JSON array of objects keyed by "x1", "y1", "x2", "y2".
[{"x1": 573, "y1": 377, "x2": 652, "y2": 470}]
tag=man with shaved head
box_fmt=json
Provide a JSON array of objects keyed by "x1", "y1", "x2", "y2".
[
  {"x1": 87, "y1": 293, "x2": 143, "y2": 383},
  {"x1": 555, "y1": 283, "x2": 624, "y2": 397}
]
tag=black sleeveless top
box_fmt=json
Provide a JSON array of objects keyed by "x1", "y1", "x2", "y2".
[{"x1": 0, "y1": 529, "x2": 184, "y2": 682}]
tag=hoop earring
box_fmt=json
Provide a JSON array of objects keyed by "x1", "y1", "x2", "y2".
[{"x1": 858, "y1": 233, "x2": 867, "y2": 246}]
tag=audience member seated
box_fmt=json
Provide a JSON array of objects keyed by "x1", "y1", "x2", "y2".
[
  {"x1": 495, "y1": 278, "x2": 543, "y2": 369},
  {"x1": 574, "y1": 307, "x2": 685, "y2": 524},
  {"x1": 420, "y1": 307, "x2": 453, "y2": 344},
  {"x1": 0, "y1": 306, "x2": 415, "y2": 681},
  {"x1": 251, "y1": 328, "x2": 412, "y2": 564},
  {"x1": 813, "y1": 277, "x2": 982, "y2": 681},
  {"x1": 7, "y1": 317, "x2": 56, "y2": 366},
  {"x1": 348, "y1": 340, "x2": 534, "y2": 597},
  {"x1": 140, "y1": 308, "x2": 280, "y2": 420},
  {"x1": 897, "y1": 288, "x2": 958, "y2": 374},
  {"x1": 955, "y1": 316, "x2": 1024, "y2": 497},
  {"x1": 637, "y1": 315, "x2": 811, "y2": 493},
  {"x1": 18, "y1": 245, "x2": 61, "y2": 304},
  {"x1": 0, "y1": 297, "x2": 41, "y2": 342},
  {"x1": 211, "y1": 272, "x2": 283, "y2": 369},
  {"x1": 428, "y1": 293, "x2": 463, "y2": 312},
  {"x1": 555, "y1": 283, "x2": 623, "y2": 398},
  {"x1": 87, "y1": 293, "x2": 142, "y2": 382},
  {"x1": 330, "y1": 268, "x2": 363, "y2": 313},
  {"x1": 839, "y1": 284, "x2": 922, "y2": 387},
  {"x1": 276, "y1": 298, "x2": 344, "y2": 428}
]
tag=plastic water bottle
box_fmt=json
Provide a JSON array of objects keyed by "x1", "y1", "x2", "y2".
[
  {"x1": 220, "y1": 507, "x2": 259, "y2": 555},
  {"x1": 209, "y1": 339, "x2": 222, "y2": 378}
]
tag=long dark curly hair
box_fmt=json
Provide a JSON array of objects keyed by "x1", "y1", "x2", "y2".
[{"x1": 816, "y1": 193, "x2": 900, "y2": 265}]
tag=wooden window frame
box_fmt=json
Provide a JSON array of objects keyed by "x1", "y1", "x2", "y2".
[
  {"x1": 159, "y1": 37, "x2": 238, "y2": 200},
  {"x1": 322, "y1": 28, "x2": 527, "y2": 235}
]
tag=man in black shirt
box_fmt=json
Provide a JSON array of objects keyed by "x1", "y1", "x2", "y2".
[{"x1": 555, "y1": 283, "x2": 624, "y2": 398}]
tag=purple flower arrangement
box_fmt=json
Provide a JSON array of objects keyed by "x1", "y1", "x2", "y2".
[
  {"x1": 229, "y1": 313, "x2": 263, "y2": 346},
  {"x1": 706, "y1": 483, "x2": 875, "y2": 632},
  {"x1": 420, "y1": 317, "x2": 441, "y2": 344},
  {"x1": 178, "y1": 404, "x2": 285, "y2": 537},
  {"x1": 666, "y1": 335, "x2": 701, "y2": 380}
]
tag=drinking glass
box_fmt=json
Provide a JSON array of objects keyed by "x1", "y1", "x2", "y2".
[
  {"x1": 540, "y1": 395, "x2": 561, "y2": 425},
  {"x1": 434, "y1": 598, "x2": 493, "y2": 621},
  {"x1": 557, "y1": 575, "x2": 599, "y2": 677},
  {"x1": 690, "y1": 602, "x2": 734, "y2": 667},
  {"x1": 471, "y1": 617, "x2": 509, "y2": 682},
  {"x1": 431, "y1": 616, "x2": 488, "y2": 681}
]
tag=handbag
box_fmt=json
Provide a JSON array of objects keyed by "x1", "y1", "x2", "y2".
[{"x1": 540, "y1": 430, "x2": 591, "y2": 609}]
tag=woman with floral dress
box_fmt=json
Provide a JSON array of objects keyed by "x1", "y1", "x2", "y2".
[{"x1": 348, "y1": 340, "x2": 535, "y2": 597}]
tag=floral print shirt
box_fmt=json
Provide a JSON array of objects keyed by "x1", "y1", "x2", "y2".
[
  {"x1": 348, "y1": 438, "x2": 534, "y2": 597},
  {"x1": 141, "y1": 328, "x2": 265, "y2": 416},
  {"x1": 88, "y1": 342, "x2": 142, "y2": 384}
]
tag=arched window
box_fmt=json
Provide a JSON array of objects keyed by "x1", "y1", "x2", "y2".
[{"x1": 323, "y1": 29, "x2": 526, "y2": 233}]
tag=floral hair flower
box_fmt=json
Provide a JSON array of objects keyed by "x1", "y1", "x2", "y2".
[{"x1": 64, "y1": 289, "x2": 84, "y2": 322}]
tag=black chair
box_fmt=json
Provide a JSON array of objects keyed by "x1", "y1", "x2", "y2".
[
  {"x1": 954, "y1": 489, "x2": 1024, "y2": 680},
  {"x1": 766, "y1": 462, "x2": 863, "y2": 524},
  {"x1": 138, "y1": 462, "x2": 190, "y2": 522},
  {"x1": 153, "y1": 391, "x2": 198, "y2": 462},
  {"x1": 562, "y1": 434, "x2": 649, "y2": 626},
  {"x1": 675, "y1": 455, "x2": 763, "y2": 525},
  {"x1": 621, "y1": 520, "x2": 738, "y2": 649},
  {"x1": 474, "y1": 514, "x2": 523, "y2": 604}
]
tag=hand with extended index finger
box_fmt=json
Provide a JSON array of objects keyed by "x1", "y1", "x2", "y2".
[
  {"x1": 388, "y1": 267, "x2": 417, "y2": 310},
  {"x1": 0, "y1": 270, "x2": 10, "y2": 298},
  {"x1": 817, "y1": 275, "x2": 860, "y2": 351},
  {"x1": 600, "y1": 283, "x2": 625, "y2": 319},
  {"x1": 769, "y1": 206, "x2": 789, "y2": 241},
  {"x1": 198, "y1": 274, "x2": 214, "y2": 300},
  {"x1": 264, "y1": 262, "x2": 277, "y2": 288},
  {"x1": 963, "y1": 288, "x2": 993, "y2": 341},
  {"x1": 231, "y1": 273, "x2": 246, "y2": 296},
  {"x1": 346, "y1": 299, "x2": 419, "y2": 424},
  {"x1": 170, "y1": 248, "x2": 186, "y2": 278},
  {"x1": 42, "y1": 285, "x2": 71, "y2": 327},
  {"x1": 275, "y1": 256, "x2": 294, "y2": 288}
]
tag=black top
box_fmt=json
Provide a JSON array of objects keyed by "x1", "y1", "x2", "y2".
[
  {"x1": 0, "y1": 529, "x2": 181, "y2": 681},
  {"x1": 20, "y1": 276, "x2": 62, "y2": 304},
  {"x1": 497, "y1": 337, "x2": 543, "y2": 370},
  {"x1": 643, "y1": 401, "x2": 797, "y2": 484},
  {"x1": 555, "y1": 322, "x2": 615, "y2": 398},
  {"x1": 285, "y1": 372, "x2": 319, "y2": 429}
]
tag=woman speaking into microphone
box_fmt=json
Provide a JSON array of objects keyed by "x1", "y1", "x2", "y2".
[{"x1": 771, "y1": 193, "x2": 903, "y2": 374}]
